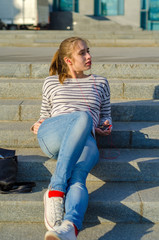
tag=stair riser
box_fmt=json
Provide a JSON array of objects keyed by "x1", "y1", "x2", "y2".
[
  {"x1": 0, "y1": 81, "x2": 159, "y2": 100},
  {"x1": 112, "y1": 105, "x2": 159, "y2": 122},
  {"x1": 1, "y1": 33, "x2": 154, "y2": 40},
  {"x1": 0, "y1": 82, "x2": 42, "y2": 99},
  {"x1": 1, "y1": 102, "x2": 159, "y2": 122},
  {"x1": 1, "y1": 29, "x2": 159, "y2": 38},
  {"x1": 0, "y1": 39, "x2": 159, "y2": 47},
  {"x1": 97, "y1": 130, "x2": 159, "y2": 149},
  {"x1": 1, "y1": 63, "x2": 159, "y2": 79},
  {"x1": 0, "y1": 127, "x2": 159, "y2": 148},
  {"x1": 0, "y1": 222, "x2": 158, "y2": 240},
  {"x1": 0, "y1": 203, "x2": 144, "y2": 224},
  {"x1": 0, "y1": 32, "x2": 157, "y2": 38}
]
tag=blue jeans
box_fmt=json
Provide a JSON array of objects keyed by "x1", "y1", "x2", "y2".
[{"x1": 37, "y1": 111, "x2": 99, "y2": 229}]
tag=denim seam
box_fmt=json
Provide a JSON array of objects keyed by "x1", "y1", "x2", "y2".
[{"x1": 39, "y1": 138, "x2": 55, "y2": 159}]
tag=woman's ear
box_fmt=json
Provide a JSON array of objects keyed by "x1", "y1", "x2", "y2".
[
  {"x1": 64, "y1": 57, "x2": 72, "y2": 65},
  {"x1": 64, "y1": 57, "x2": 76, "y2": 78}
]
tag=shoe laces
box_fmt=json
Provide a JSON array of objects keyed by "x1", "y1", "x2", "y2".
[{"x1": 50, "y1": 197, "x2": 64, "y2": 224}]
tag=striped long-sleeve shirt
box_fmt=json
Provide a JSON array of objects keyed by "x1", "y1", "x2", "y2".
[{"x1": 39, "y1": 74, "x2": 112, "y2": 130}]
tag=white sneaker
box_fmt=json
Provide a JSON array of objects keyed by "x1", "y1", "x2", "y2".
[
  {"x1": 44, "y1": 220, "x2": 77, "y2": 240},
  {"x1": 44, "y1": 190, "x2": 64, "y2": 231}
]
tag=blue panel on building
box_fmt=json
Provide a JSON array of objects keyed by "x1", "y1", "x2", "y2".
[
  {"x1": 59, "y1": 0, "x2": 78, "y2": 12},
  {"x1": 141, "y1": 0, "x2": 148, "y2": 10},
  {"x1": 118, "y1": 0, "x2": 124, "y2": 15},
  {"x1": 60, "y1": 0, "x2": 73, "y2": 11},
  {"x1": 149, "y1": 0, "x2": 159, "y2": 20},
  {"x1": 141, "y1": 0, "x2": 159, "y2": 30},
  {"x1": 101, "y1": 0, "x2": 118, "y2": 15},
  {"x1": 95, "y1": 0, "x2": 124, "y2": 16}
]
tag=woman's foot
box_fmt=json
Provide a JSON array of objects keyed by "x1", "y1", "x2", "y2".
[
  {"x1": 44, "y1": 190, "x2": 65, "y2": 231},
  {"x1": 44, "y1": 220, "x2": 77, "y2": 240}
]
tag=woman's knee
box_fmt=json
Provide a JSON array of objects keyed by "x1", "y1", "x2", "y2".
[
  {"x1": 38, "y1": 137, "x2": 59, "y2": 158},
  {"x1": 37, "y1": 118, "x2": 64, "y2": 158},
  {"x1": 75, "y1": 111, "x2": 93, "y2": 130},
  {"x1": 37, "y1": 122, "x2": 61, "y2": 158}
]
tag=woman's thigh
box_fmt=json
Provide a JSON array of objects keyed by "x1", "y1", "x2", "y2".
[{"x1": 37, "y1": 111, "x2": 92, "y2": 159}]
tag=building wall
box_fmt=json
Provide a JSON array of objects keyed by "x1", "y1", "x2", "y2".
[
  {"x1": 79, "y1": 0, "x2": 94, "y2": 15},
  {"x1": 124, "y1": 0, "x2": 140, "y2": 27},
  {"x1": 49, "y1": 0, "x2": 141, "y2": 28},
  {"x1": 79, "y1": 0, "x2": 141, "y2": 28}
]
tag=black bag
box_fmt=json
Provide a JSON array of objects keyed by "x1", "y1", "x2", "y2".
[{"x1": 0, "y1": 148, "x2": 36, "y2": 194}]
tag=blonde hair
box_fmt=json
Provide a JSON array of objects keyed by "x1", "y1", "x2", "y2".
[{"x1": 49, "y1": 37, "x2": 88, "y2": 84}]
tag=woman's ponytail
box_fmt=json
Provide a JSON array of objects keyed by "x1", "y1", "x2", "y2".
[
  {"x1": 49, "y1": 49, "x2": 59, "y2": 76},
  {"x1": 49, "y1": 49, "x2": 68, "y2": 84}
]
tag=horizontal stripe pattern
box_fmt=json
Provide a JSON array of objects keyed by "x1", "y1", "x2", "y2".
[{"x1": 39, "y1": 74, "x2": 112, "y2": 128}]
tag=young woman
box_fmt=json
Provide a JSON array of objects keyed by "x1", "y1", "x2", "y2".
[{"x1": 31, "y1": 37, "x2": 112, "y2": 240}]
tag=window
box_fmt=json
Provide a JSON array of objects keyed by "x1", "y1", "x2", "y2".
[
  {"x1": 59, "y1": 0, "x2": 78, "y2": 12},
  {"x1": 94, "y1": 0, "x2": 124, "y2": 16},
  {"x1": 140, "y1": 0, "x2": 159, "y2": 30}
]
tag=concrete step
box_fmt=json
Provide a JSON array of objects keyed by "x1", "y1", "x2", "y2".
[
  {"x1": 14, "y1": 148, "x2": 159, "y2": 182},
  {"x1": 0, "y1": 79, "x2": 43, "y2": 99},
  {"x1": 1, "y1": 62, "x2": 159, "y2": 79},
  {"x1": 34, "y1": 38, "x2": 159, "y2": 47},
  {"x1": 111, "y1": 100, "x2": 159, "y2": 122},
  {"x1": 0, "y1": 38, "x2": 158, "y2": 47},
  {"x1": 2, "y1": 30, "x2": 159, "y2": 40},
  {"x1": 1, "y1": 99, "x2": 159, "y2": 122},
  {"x1": 1, "y1": 30, "x2": 159, "y2": 47},
  {"x1": 30, "y1": 32, "x2": 159, "y2": 40},
  {"x1": 1, "y1": 46, "x2": 159, "y2": 64},
  {"x1": 0, "y1": 121, "x2": 159, "y2": 148},
  {"x1": 1, "y1": 222, "x2": 159, "y2": 240},
  {"x1": 0, "y1": 32, "x2": 148, "y2": 42},
  {"x1": 0, "y1": 181, "x2": 159, "y2": 224},
  {"x1": 1, "y1": 31, "x2": 159, "y2": 41},
  {"x1": 0, "y1": 30, "x2": 154, "y2": 37},
  {"x1": 0, "y1": 79, "x2": 159, "y2": 100}
]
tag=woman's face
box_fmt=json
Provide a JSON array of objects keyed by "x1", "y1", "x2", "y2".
[{"x1": 71, "y1": 40, "x2": 92, "y2": 73}]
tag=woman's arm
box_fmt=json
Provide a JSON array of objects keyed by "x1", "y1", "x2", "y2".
[
  {"x1": 96, "y1": 79, "x2": 112, "y2": 136},
  {"x1": 31, "y1": 81, "x2": 52, "y2": 134},
  {"x1": 99, "y1": 79, "x2": 112, "y2": 126}
]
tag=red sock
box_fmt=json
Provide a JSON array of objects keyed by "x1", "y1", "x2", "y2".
[
  {"x1": 73, "y1": 224, "x2": 78, "y2": 236},
  {"x1": 48, "y1": 190, "x2": 65, "y2": 198}
]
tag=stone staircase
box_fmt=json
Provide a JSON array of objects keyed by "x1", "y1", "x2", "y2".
[
  {"x1": 0, "y1": 61, "x2": 159, "y2": 240},
  {"x1": 1, "y1": 29, "x2": 159, "y2": 47}
]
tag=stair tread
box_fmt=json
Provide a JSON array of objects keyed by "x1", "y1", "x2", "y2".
[
  {"x1": 0, "y1": 147, "x2": 153, "y2": 182},
  {"x1": 0, "y1": 121, "x2": 159, "y2": 149},
  {"x1": 16, "y1": 148, "x2": 159, "y2": 163},
  {"x1": 1, "y1": 222, "x2": 159, "y2": 240}
]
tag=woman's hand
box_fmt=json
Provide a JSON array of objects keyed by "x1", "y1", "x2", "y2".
[
  {"x1": 31, "y1": 119, "x2": 45, "y2": 135},
  {"x1": 95, "y1": 120, "x2": 112, "y2": 136}
]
